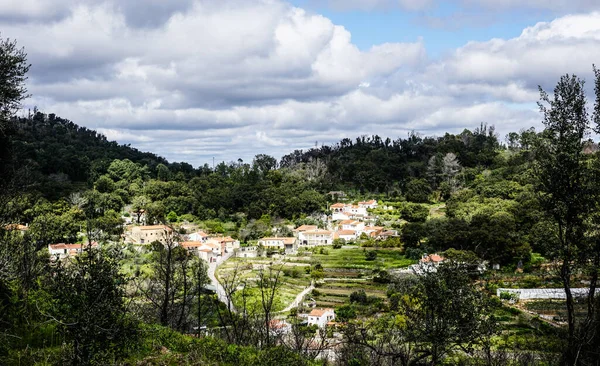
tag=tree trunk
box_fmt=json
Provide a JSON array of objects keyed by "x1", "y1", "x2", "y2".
[{"x1": 160, "y1": 248, "x2": 172, "y2": 326}]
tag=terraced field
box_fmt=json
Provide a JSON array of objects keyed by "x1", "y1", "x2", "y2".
[{"x1": 216, "y1": 246, "x2": 415, "y2": 310}]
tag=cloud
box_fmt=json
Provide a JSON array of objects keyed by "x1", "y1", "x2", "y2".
[{"x1": 4, "y1": 1, "x2": 600, "y2": 166}]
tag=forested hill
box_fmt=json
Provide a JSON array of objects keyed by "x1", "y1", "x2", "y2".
[
  {"x1": 13, "y1": 110, "x2": 502, "y2": 194},
  {"x1": 9, "y1": 110, "x2": 541, "y2": 223},
  {"x1": 280, "y1": 124, "x2": 501, "y2": 193},
  {"x1": 11, "y1": 111, "x2": 172, "y2": 184}
]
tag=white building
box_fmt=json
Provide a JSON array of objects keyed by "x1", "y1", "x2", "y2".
[
  {"x1": 236, "y1": 246, "x2": 258, "y2": 258},
  {"x1": 335, "y1": 230, "x2": 357, "y2": 241},
  {"x1": 299, "y1": 230, "x2": 334, "y2": 246},
  {"x1": 339, "y1": 220, "x2": 365, "y2": 232},
  {"x1": 125, "y1": 225, "x2": 173, "y2": 244},
  {"x1": 48, "y1": 242, "x2": 98, "y2": 259},
  {"x1": 188, "y1": 230, "x2": 209, "y2": 243},
  {"x1": 180, "y1": 241, "x2": 218, "y2": 262},
  {"x1": 330, "y1": 203, "x2": 368, "y2": 221},
  {"x1": 217, "y1": 236, "x2": 240, "y2": 253},
  {"x1": 257, "y1": 237, "x2": 298, "y2": 253},
  {"x1": 307, "y1": 308, "x2": 335, "y2": 328},
  {"x1": 358, "y1": 199, "x2": 378, "y2": 209}
]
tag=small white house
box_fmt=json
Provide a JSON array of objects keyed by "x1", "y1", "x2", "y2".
[
  {"x1": 340, "y1": 220, "x2": 365, "y2": 232},
  {"x1": 217, "y1": 236, "x2": 240, "y2": 253},
  {"x1": 257, "y1": 237, "x2": 298, "y2": 253},
  {"x1": 358, "y1": 199, "x2": 378, "y2": 209},
  {"x1": 299, "y1": 230, "x2": 334, "y2": 246},
  {"x1": 307, "y1": 308, "x2": 335, "y2": 328},
  {"x1": 48, "y1": 242, "x2": 98, "y2": 259},
  {"x1": 188, "y1": 231, "x2": 209, "y2": 243},
  {"x1": 180, "y1": 241, "x2": 218, "y2": 263},
  {"x1": 336, "y1": 230, "x2": 357, "y2": 241}
]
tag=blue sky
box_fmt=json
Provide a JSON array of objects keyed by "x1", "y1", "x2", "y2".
[
  {"x1": 2, "y1": 0, "x2": 600, "y2": 166},
  {"x1": 291, "y1": 1, "x2": 556, "y2": 56}
]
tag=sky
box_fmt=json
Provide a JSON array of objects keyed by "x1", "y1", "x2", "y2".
[{"x1": 3, "y1": 0, "x2": 600, "y2": 167}]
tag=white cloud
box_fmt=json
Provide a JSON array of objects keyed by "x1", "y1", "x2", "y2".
[{"x1": 5, "y1": 1, "x2": 600, "y2": 165}]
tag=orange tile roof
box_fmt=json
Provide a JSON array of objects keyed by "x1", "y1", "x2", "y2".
[
  {"x1": 5, "y1": 224, "x2": 28, "y2": 231},
  {"x1": 337, "y1": 230, "x2": 356, "y2": 235},
  {"x1": 304, "y1": 230, "x2": 332, "y2": 235},
  {"x1": 295, "y1": 225, "x2": 318, "y2": 232},
  {"x1": 358, "y1": 200, "x2": 377, "y2": 205},
  {"x1": 330, "y1": 203, "x2": 346, "y2": 208},
  {"x1": 49, "y1": 243, "x2": 98, "y2": 250},
  {"x1": 180, "y1": 241, "x2": 204, "y2": 248},
  {"x1": 138, "y1": 225, "x2": 172, "y2": 231},
  {"x1": 421, "y1": 254, "x2": 444, "y2": 263},
  {"x1": 309, "y1": 308, "x2": 334, "y2": 317}
]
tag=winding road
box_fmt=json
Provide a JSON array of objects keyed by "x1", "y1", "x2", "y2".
[{"x1": 208, "y1": 251, "x2": 235, "y2": 310}]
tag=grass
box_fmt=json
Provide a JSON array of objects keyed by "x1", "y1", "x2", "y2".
[{"x1": 289, "y1": 247, "x2": 415, "y2": 270}]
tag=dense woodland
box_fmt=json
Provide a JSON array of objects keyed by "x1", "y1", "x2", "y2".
[{"x1": 2, "y1": 37, "x2": 600, "y2": 365}]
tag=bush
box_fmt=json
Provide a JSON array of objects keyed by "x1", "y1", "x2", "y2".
[
  {"x1": 349, "y1": 289, "x2": 368, "y2": 305},
  {"x1": 499, "y1": 291, "x2": 519, "y2": 302},
  {"x1": 336, "y1": 304, "x2": 357, "y2": 321},
  {"x1": 364, "y1": 250, "x2": 377, "y2": 261},
  {"x1": 404, "y1": 247, "x2": 424, "y2": 260},
  {"x1": 332, "y1": 238, "x2": 345, "y2": 249},
  {"x1": 373, "y1": 269, "x2": 391, "y2": 284}
]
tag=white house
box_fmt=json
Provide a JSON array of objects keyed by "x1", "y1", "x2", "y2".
[
  {"x1": 258, "y1": 237, "x2": 298, "y2": 253},
  {"x1": 362, "y1": 226, "x2": 385, "y2": 238},
  {"x1": 410, "y1": 254, "x2": 445, "y2": 275},
  {"x1": 236, "y1": 246, "x2": 258, "y2": 258},
  {"x1": 299, "y1": 230, "x2": 334, "y2": 246},
  {"x1": 217, "y1": 236, "x2": 240, "y2": 253},
  {"x1": 294, "y1": 224, "x2": 319, "y2": 234},
  {"x1": 335, "y1": 230, "x2": 357, "y2": 241},
  {"x1": 188, "y1": 230, "x2": 209, "y2": 243},
  {"x1": 48, "y1": 242, "x2": 98, "y2": 259},
  {"x1": 125, "y1": 225, "x2": 173, "y2": 245},
  {"x1": 339, "y1": 220, "x2": 365, "y2": 232},
  {"x1": 307, "y1": 308, "x2": 335, "y2": 328},
  {"x1": 330, "y1": 203, "x2": 368, "y2": 220},
  {"x1": 204, "y1": 239, "x2": 224, "y2": 256},
  {"x1": 180, "y1": 241, "x2": 218, "y2": 262},
  {"x1": 358, "y1": 199, "x2": 378, "y2": 209}
]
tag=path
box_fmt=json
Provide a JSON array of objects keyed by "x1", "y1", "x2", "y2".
[
  {"x1": 208, "y1": 251, "x2": 235, "y2": 310},
  {"x1": 280, "y1": 282, "x2": 315, "y2": 313}
]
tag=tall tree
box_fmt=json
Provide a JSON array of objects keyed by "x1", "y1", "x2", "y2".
[{"x1": 535, "y1": 74, "x2": 590, "y2": 365}]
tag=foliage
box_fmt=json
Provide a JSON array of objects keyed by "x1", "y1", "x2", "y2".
[{"x1": 49, "y1": 246, "x2": 138, "y2": 364}]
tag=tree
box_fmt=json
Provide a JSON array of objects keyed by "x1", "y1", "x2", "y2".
[
  {"x1": 345, "y1": 265, "x2": 498, "y2": 365},
  {"x1": 535, "y1": 73, "x2": 592, "y2": 365},
  {"x1": 256, "y1": 264, "x2": 284, "y2": 348},
  {"x1": 131, "y1": 195, "x2": 150, "y2": 224},
  {"x1": 140, "y1": 231, "x2": 194, "y2": 329},
  {"x1": 404, "y1": 179, "x2": 431, "y2": 203},
  {"x1": 0, "y1": 35, "x2": 30, "y2": 122},
  {"x1": 94, "y1": 175, "x2": 115, "y2": 193},
  {"x1": 49, "y1": 246, "x2": 137, "y2": 364}
]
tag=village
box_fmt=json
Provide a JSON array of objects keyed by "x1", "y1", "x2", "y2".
[{"x1": 36, "y1": 197, "x2": 576, "y2": 348}]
